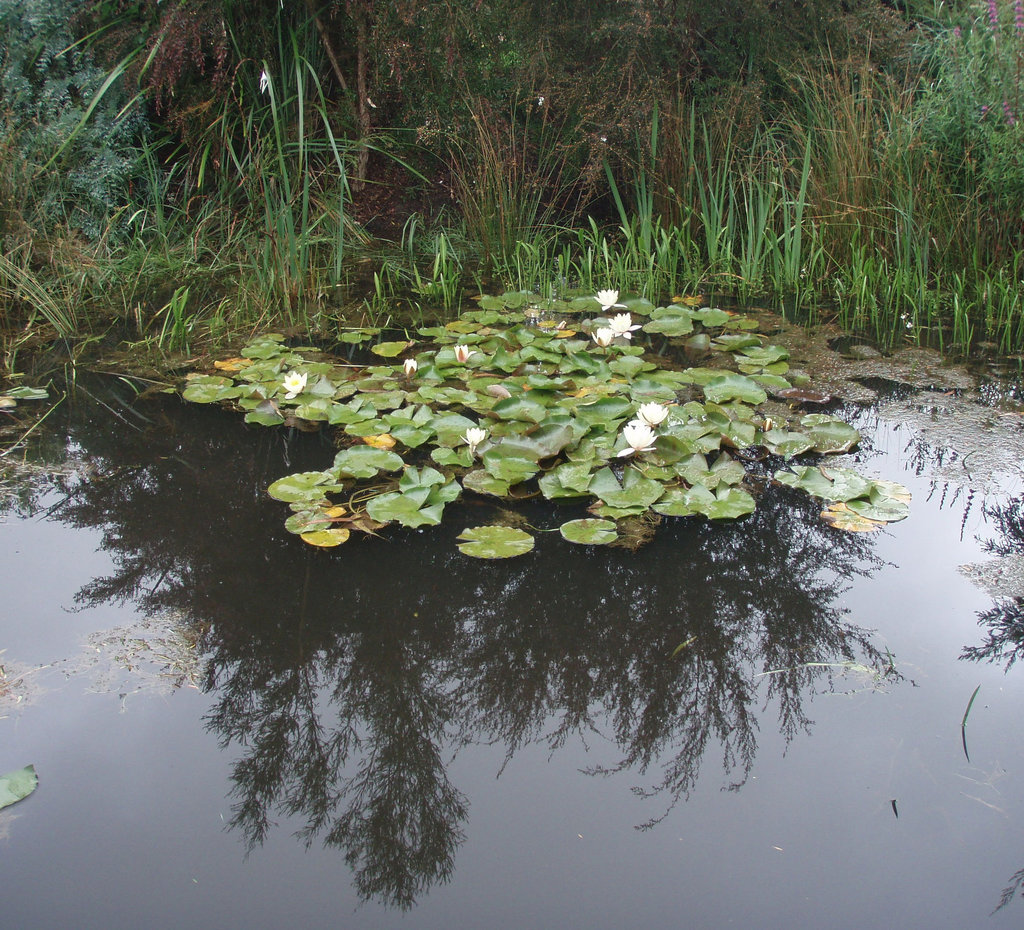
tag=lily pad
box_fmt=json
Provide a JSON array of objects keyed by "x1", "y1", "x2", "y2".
[
  {"x1": 300, "y1": 527, "x2": 351, "y2": 547},
  {"x1": 457, "y1": 525, "x2": 535, "y2": 559},
  {"x1": 0, "y1": 764, "x2": 37, "y2": 811},
  {"x1": 267, "y1": 471, "x2": 343, "y2": 503},
  {"x1": 332, "y1": 446, "x2": 405, "y2": 479},
  {"x1": 183, "y1": 375, "x2": 242, "y2": 404},
  {"x1": 559, "y1": 518, "x2": 618, "y2": 545},
  {"x1": 589, "y1": 466, "x2": 664, "y2": 511},
  {"x1": 244, "y1": 400, "x2": 285, "y2": 426},
  {"x1": 763, "y1": 430, "x2": 814, "y2": 459},
  {"x1": 821, "y1": 502, "x2": 885, "y2": 532},
  {"x1": 371, "y1": 340, "x2": 414, "y2": 358},
  {"x1": 800, "y1": 414, "x2": 860, "y2": 454},
  {"x1": 462, "y1": 469, "x2": 513, "y2": 497},
  {"x1": 703, "y1": 374, "x2": 767, "y2": 405}
]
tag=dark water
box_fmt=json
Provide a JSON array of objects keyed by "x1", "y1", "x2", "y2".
[{"x1": 2, "y1": 377, "x2": 1024, "y2": 928}]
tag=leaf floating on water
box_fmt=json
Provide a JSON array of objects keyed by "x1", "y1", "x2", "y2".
[
  {"x1": 456, "y1": 525, "x2": 535, "y2": 559},
  {"x1": 267, "y1": 471, "x2": 342, "y2": 503},
  {"x1": 300, "y1": 528, "x2": 350, "y2": 547},
  {"x1": 371, "y1": 340, "x2": 414, "y2": 358},
  {"x1": 362, "y1": 433, "x2": 396, "y2": 450},
  {"x1": 820, "y1": 502, "x2": 885, "y2": 533},
  {"x1": 213, "y1": 357, "x2": 250, "y2": 372},
  {"x1": 559, "y1": 518, "x2": 618, "y2": 545},
  {"x1": 0, "y1": 764, "x2": 37, "y2": 811}
]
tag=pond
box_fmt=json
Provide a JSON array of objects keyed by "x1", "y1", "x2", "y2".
[{"x1": 3, "y1": 322, "x2": 1024, "y2": 927}]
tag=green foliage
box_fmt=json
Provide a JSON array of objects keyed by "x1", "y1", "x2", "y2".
[
  {"x1": 0, "y1": 0, "x2": 147, "y2": 240},
  {"x1": 915, "y1": 4, "x2": 1024, "y2": 253},
  {"x1": 180, "y1": 292, "x2": 909, "y2": 554}
]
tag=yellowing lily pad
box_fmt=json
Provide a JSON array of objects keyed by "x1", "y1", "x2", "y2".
[
  {"x1": 456, "y1": 525, "x2": 535, "y2": 559},
  {"x1": 363, "y1": 433, "x2": 397, "y2": 449},
  {"x1": 821, "y1": 502, "x2": 885, "y2": 532},
  {"x1": 300, "y1": 527, "x2": 351, "y2": 547},
  {"x1": 214, "y1": 357, "x2": 250, "y2": 372}
]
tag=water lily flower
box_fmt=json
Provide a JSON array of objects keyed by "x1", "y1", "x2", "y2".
[
  {"x1": 608, "y1": 312, "x2": 641, "y2": 340},
  {"x1": 454, "y1": 344, "x2": 475, "y2": 364},
  {"x1": 617, "y1": 422, "x2": 658, "y2": 457},
  {"x1": 403, "y1": 358, "x2": 418, "y2": 377},
  {"x1": 596, "y1": 289, "x2": 624, "y2": 312},
  {"x1": 462, "y1": 426, "x2": 487, "y2": 456},
  {"x1": 259, "y1": 69, "x2": 270, "y2": 95},
  {"x1": 591, "y1": 327, "x2": 615, "y2": 348},
  {"x1": 636, "y1": 402, "x2": 669, "y2": 428},
  {"x1": 282, "y1": 371, "x2": 307, "y2": 399}
]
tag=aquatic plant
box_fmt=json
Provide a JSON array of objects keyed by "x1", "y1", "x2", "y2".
[{"x1": 182, "y1": 290, "x2": 911, "y2": 556}]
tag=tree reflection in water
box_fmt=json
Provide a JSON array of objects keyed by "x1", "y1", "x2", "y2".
[
  {"x1": 961, "y1": 494, "x2": 1024, "y2": 670},
  {"x1": 36, "y1": 386, "x2": 895, "y2": 909}
]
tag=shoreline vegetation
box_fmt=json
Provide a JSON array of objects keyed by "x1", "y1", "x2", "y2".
[{"x1": 3, "y1": 1, "x2": 1024, "y2": 375}]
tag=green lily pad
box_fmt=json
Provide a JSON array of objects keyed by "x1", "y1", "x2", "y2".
[
  {"x1": 559, "y1": 518, "x2": 618, "y2": 545},
  {"x1": 268, "y1": 471, "x2": 343, "y2": 503},
  {"x1": 183, "y1": 375, "x2": 242, "y2": 404},
  {"x1": 800, "y1": 414, "x2": 860, "y2": 454},
  {"x1": 490, "y1": 394, "x2": 551, "y2": 424},
  {"x1": 643, "y1": 306, "x2": 695, "y2": 337},
  {"x1": 764, "y1": 430, "x2": 814, "y2": 459},
  {"x1": 846, "y1": 496, "x2": 910, "y2": 523},
  {"x1": 371, "y1": 340, "x2": 414, "y2": 358},
  {"x1": 703, "y1": 374, "x2": 767, "y2": 405},
  {"x1": 537, "y1": 461, "x2": 596, "y2": 499},
  {"x1": 774, "y1": 465, "x2": 875, "y2": 502},
  {"x1": 712, "y1": 333, "x2": 762, "y2": 351},
  {"x1": 462, "y1": 469, "x2": 513, "y2": 497},
  {"x1": 332, "y1": 446, "x2": 405, "y2": 479},
  {"x1": 653, "y1": 484, "x2": 754, "y2": 519},
  {"x1": 480, "y1": 449, "x2": 540, "y2": 484},
  {"x1": 589, "y1": 466, "x2": 665, "y2": 510},
  {"x1": 694, "y1": 306, "x2": 732, "y2": 327},
  {"x1": 457, "y1": 525, "x2": 535, "y2": 559},
  {"x1": 431, "y1": 446, "x2": 475, "y2": 468},
  {"x1": 244, "y1": 400, "x2": 286, "y2": 426},
  {"x1": 0, "y1": 764, "x2": 38, "y2": 810}
]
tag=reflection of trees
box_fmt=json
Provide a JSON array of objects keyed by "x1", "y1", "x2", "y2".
[
  {"x1": 961, "y1": 495, "x2": 1024, "y2": 669},
  {"x1": 44, "y1": 383, "x2": 893, "y2": 909}
]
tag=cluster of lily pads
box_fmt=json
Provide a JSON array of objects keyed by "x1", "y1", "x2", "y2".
[{"x1": 182, "y1": 289, "x2": 910, "y2": 557}]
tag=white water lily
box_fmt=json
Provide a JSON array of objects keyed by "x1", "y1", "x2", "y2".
[
  {"x1": 591, "y1": 327, "x2": 615, "y2": 348},
  {"x1": 462, "y1": 426, "x2": 488, "y2": 456},
  {"x1": 617, "y1": 422, "x2": 658, "y2": 457},
  {"x1": 454, "y1": 344, "x2": 474, "y2": 364},
  {"x1": 403, "y1": 358, "x2": 418, "y2": 377},
  {"x1": 636, "y1": 402, "x2": 669, "y2": 428},
  {"x1": 608, "y1": 312, "x2": 641, "y2": 339},
  {"x1": 259, "y1": 69, "x2": 270, "y2": 95},
  {"x1": 282, "y1": 371, "x2": 307, "y2": 399},
  {"x1": 596, "y1": 289, "x2": 624, "y2": 312},
  {"x1": 617, "y1": 421, "x2": 658, "y2": 457}
]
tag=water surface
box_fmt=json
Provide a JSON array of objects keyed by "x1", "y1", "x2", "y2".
[{"x1": 2, "y1": 370, "x2": 1023, "y2": 928}]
